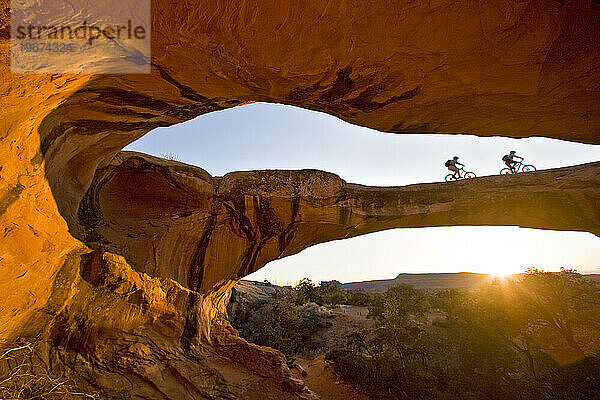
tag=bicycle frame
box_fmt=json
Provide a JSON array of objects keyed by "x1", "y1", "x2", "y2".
[
  {"x1": 501, "y1": 159, "x2": 536, "y2": 175},
  {"x1": 507, "y1": 161, "x2": 524, "y2": 172},
  {"x1": 446, "y1": 167, "x2": 475, "y2": 181}
]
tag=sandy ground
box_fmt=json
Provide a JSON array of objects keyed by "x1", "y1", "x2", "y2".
[
  {"x1": 294, "y1": 355, "x2": 371, "y2": 400},
  {"x1": 312, "y1": 304, "x2": 372, "y2": 351},
  {"x1": 292, "y1": 304, "x2": 374, "y2": 399}
]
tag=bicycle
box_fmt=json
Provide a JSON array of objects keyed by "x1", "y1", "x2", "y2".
[
  {"x1": 500, "y1": 161, "x2": 536, "y2": 175},
  {"x1": 445, "y1": 167, "x2": 476, "y2": 182}
]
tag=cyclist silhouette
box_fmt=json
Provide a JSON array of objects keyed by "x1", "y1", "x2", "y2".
[
  {"x1": 502, "y1": 151, "x2": 523, "y2": 173},
  {"x1": 445, "y1": 156, "x2": 464, "y2": 180}
]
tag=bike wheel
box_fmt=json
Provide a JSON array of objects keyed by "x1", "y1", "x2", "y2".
[
  {"x1": 522, "y1": 165, "x2": 536, "y2": 172},
  {"x1": 500, "y1": 168, "x2": 512, "y2": 175},
  {"x1": 464, "y1": 172, "x2": 476, "y2": 179},
  {"x1": 445, "y1": 174, "x2": 455, "y2": 182}
]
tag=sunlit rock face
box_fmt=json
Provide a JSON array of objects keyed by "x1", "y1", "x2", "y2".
[
  {"x1": 0, "y1": 0, "x2": 599, "y2": 398},
  {"x1": 82, "y1": 152, "x2": 600, "y2": 296}
]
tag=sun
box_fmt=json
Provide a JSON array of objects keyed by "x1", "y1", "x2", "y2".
[{"x1": 488, "y1": 264, "x2": 524, "y2": 278}]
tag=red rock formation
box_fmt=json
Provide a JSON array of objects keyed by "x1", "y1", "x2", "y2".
[
  {"x1": 1, "y1": 0, "x2": 599, "y2": 398},
  {"x1": 82, "y1": 152, "x2": 600, "y2": 296}
]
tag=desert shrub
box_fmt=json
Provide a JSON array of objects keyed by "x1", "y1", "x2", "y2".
[
  {"x1": 346, "y1": 290, "x2": 373, "y2": 307},
  {"x1": 327, "y1": 269, "x2": 600, "y2": 400},
  {"x1": 293, "y1": 278, "x2": 382, "y2": 307},
  {"x1": 231, "y1": 292, "x2": 326, "y2": 358},
  {"x1": 294, "y1": 278, "x2": 322, "y2": 304},
  {"x1": 316, "y1": 281, "x2": 347, "y2": 306},
  {"x1": 0, "y1": 343, "x2": 96, "y2": 399},
  {"x1": 158, "y1": 152, "x2": 180, "y2": 161}
]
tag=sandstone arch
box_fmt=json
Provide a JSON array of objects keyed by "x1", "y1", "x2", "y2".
[{"x1": 81, "y1": 152, "x2": 600, "y2": 296}]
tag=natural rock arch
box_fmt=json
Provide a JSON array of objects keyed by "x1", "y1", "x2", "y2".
[{"x1": 81, "y1": 152, "x2": 600, "y2": 296}]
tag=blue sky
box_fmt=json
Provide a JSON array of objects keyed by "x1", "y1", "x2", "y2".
[{"x1": 126, "y1": 103, "x2": 600, "y2": 283}]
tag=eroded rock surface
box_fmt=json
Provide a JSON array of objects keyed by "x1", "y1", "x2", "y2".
[
  {"x1": 80, "y1": 152, "x2": 600, "y2": 295},
  {"x1": 1, "y1": 0, "x2": 599, "y2": 398},
  {"x1": 17, "y1": 250, "x2": 318, "y2": 399}
]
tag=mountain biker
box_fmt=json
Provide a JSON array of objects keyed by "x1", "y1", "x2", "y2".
[
  {"x1": 445, "y1": 156, "x2": 464, "y2": 180},
  {"x1": 502, "y1": 151, "x2": 523, "y2": 173}
]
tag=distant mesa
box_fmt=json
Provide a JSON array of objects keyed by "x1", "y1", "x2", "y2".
[{"x1": 327, "y1": 272, "x2": 600, "y2": 292}]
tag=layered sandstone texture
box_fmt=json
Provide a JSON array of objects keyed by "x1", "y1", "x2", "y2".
[
  {"x1": 82, "y1": 152, "x2": 600, "y2": 296},
  {"x1": 0, "y1": 0, "x2": 599, "y2": 398}
]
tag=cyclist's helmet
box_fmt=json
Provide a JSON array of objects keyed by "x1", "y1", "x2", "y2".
[
  {"x1": 453, "y1": 156, "x2": 459, "y2": 160},
  {"x1": 510, "y1": 151, "x2": 516, "y2": 154}
]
